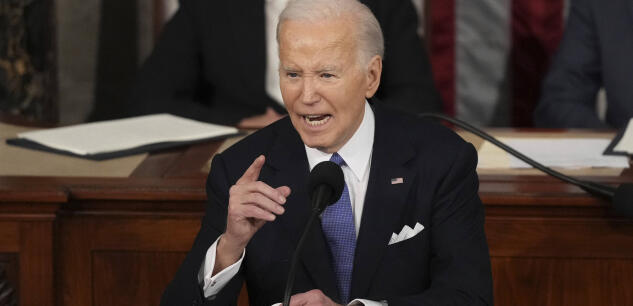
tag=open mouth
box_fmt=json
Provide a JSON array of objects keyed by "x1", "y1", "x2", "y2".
[{"x1": 303, "y1": 114, "x2": 332, "y2": 126}]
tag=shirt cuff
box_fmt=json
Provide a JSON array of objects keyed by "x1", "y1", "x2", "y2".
[
  {"x1": 197, "y1": 235, "x2": 245, "y2": 299},
  {"x1": 348, "y1": 299, "x2": 388, "y2": 306},
  {"x1": 271, "y1": 298, "x2": 386, "y2": 305}
]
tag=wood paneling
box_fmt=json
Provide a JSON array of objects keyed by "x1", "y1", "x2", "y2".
[
  {"x1": 92, "y1": 251, "x2": 187, "y2": 306},
  {"x1": 19, "y1": 221, "x2": 54, "y2": 306},
  {"x1": 0, "y1": 198, "x2": 57, "y2": 306},
  {"x1": 0, "y1": 223, "x2": 18, "y2": 252},
  {"x1": 486, "y1": 217, "x2": 633, "y2": 258},
  {"x1": 492, "y1": 258, "x2": 633, "y2": 306},
  {"x1": 58, "y1": 215, "x2": 201, "y2": 306}
]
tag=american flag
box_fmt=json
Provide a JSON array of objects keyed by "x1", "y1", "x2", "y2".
[
  {"x1": 421, "y1": 0, "x2": 567, "y2": 126},
  {"x1": 391, "y1": 177, "x2": 404, "y2": 185}
]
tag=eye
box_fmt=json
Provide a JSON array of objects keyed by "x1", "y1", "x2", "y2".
[
  {"x1": 286, "y1": 72, "x2": 299, "y2": 78},
  {"x1": 320, "y1": 73, "x2": 334, "y2": 79}
]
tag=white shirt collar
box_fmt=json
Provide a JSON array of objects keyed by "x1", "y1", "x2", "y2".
[{"x1": 305, "y1": 102, "x2": 375, "y2": 182}]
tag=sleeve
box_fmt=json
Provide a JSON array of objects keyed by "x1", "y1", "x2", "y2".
[
  {"x1": 128, "y1": 0, "x2": 245, "y2": 125},
  {"x1": 373, "y1": 0, "x2": 442, "y2": 114},
  {"x1": 349, "y1": 299, "x2": 388, "y2": 306},
  {"x1": 388, "y1": 142, "x2": 493, "y2": 305},
  {"x1": 198, "y1": 236, "x2": 246, "y2": 299},
  {"x1": 533, "y1": 0, "x2": 607, "y2": 128},
  {"x1": 160, "y1": 154, "x2": 246, "y2": 306}
]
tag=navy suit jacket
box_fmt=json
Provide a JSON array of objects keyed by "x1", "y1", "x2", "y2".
[
  {"x1": 160, "y1": 103, "x2": 492, "y2": 306},
  {"x1": 535, "y1": 0, "x2": 633, "y2": 129},
  {"x1": 129, "y1": 0, "x2": 442, "y2": 126}
]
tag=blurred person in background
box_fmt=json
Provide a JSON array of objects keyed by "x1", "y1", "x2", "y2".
[
  {"x1": 129, "y1": 0, "x2": 441, "y2": 129},
  {"x1": 535, "y1": 0, "x2": 633, "y2": 129}
]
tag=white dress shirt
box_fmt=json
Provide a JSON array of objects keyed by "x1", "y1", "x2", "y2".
[{"x1": 199, "y1": 102, "x2": 385, "y2": 306}]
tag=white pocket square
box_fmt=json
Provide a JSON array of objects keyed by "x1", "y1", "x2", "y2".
[{"x1": 388, "y1": 222, "x2": 424, "y2": 245}]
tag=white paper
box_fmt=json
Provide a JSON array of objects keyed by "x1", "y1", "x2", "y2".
[
  {"x1": 613, "y1": 118, "x2": 633, "y2": 154},
  {"x1": 478, "y1": 138, "x2": 629, "y2": 169},
  {"x1": 17, "y1": 114, "x2": 239, "y2": 155}
]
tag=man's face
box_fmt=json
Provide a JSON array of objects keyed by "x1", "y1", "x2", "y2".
[{"x1": 278, "y1": 17, "x2": 381, "y2": 153}]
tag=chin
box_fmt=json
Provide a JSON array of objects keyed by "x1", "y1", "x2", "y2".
[
  {"x1": 300, "y1": 136, "x2": 331, "y2": 151},
  {"x1": 302, "y1": 138, "x2": 325, "y2": 149}
]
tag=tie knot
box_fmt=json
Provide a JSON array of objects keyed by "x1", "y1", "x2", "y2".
[{"x1": 330, "y1": 153, "x2": 346, "y2": 166}]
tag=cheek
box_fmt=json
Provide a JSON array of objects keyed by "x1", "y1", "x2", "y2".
[
  {"x1": 281, "y1": 83, "x2": 300, "y2": 106},
  {"x1": 319, "y1": 86, "x2": 347, "y2": 107}
]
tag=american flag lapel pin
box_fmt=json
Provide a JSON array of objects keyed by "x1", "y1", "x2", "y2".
[{"x1": 391, "y1": 177, "x2": 404, "y2": 185}]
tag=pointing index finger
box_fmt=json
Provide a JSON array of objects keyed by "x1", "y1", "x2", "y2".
[{"x1": 236, "y1": 155, "x2": 265, "y2": 185}]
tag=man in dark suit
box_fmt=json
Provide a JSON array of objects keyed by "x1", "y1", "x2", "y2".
[
  {"x1": 534, "y1": 0, "x2": 633, "y2": 129},
  {"x1": 161, "y1": 0, "x2": 492, "y2": 305},
  {"x1": 129, "y1": 0, "x2": 441, "y2": 128}
]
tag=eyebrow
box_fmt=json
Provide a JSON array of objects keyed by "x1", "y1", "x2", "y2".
[
  {"x1": 316, "y1": 66, "x2": 338, "y2": 73},
  {"x1": 280, "y1": 65, "x2": 340, "y2": 73},
  {"x1": 281, "y1": 65, "x2": 299, "y2": 72}
]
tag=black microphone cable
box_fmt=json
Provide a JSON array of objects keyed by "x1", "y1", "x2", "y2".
[{"x1": 419, "y1": 113, "x2": 617, "y2": 199}]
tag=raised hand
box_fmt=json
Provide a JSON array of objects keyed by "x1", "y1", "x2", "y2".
[{"x1": 214, "y1": 155, "x2": 291, "y2": 274}]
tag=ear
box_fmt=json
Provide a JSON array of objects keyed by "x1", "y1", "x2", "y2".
[{"x1": 364, "y1": 55, "x2": 382, "y2": 98}]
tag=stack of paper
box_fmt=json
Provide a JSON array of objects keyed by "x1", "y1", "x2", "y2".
[
  {"x1": 6, "y1": 114, "x2": 240, "y2": 160},
  {"x1": 478, "y1": 138, "x2": 629, "y2": 169}
]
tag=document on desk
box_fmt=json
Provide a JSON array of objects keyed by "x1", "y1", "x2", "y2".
[
  {"x1": 6, "y1": 114, "x2": 240, "y2": 160},
  {"x1": 478, "y1": 138, "x2": 629, "y2": 169}
]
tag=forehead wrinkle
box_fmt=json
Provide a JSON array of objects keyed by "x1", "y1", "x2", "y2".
[{"x1": 279, "y1": 18, "x2": 360, "y2": 72}]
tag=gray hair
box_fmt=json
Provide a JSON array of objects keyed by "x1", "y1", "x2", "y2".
[{"x1": 276, "y1": 0, "x2": 384, "y2": 66}]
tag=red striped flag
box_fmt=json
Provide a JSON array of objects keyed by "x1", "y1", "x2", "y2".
[{"x1": 426, "y1": 0, "x2": 566, "y2": 127}]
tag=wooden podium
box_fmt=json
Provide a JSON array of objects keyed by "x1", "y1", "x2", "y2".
[{"x1": 1, "y1": 131, "x2": 633, "y2": 306}]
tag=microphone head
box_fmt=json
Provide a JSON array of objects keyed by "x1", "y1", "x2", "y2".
[
  {"x1": 613, "y1": 184, "x2": 633, "y2": 217},
  {"x1": 307, "y1": 161, "x2": 344, "y2": 212}
]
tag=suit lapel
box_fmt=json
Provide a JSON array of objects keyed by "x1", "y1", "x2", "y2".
[
  {"x1": 266, "y1": 121, "x2": 340, "y2": 301},
  {"x1": 228, "y1": 0, "x2": 267, "y2": 95},
  {"x1": 350, "y1": 106, "x2": 417, "y2": 300}
]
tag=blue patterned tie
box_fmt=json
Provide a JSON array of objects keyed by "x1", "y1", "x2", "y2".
[{"x1": 321, "y1": 153, "x2": 356, "y2": 303}]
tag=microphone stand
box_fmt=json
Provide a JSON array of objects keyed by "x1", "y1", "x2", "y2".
[{"x1": 282, "y1": 190, "x2": 329, "y2": 306}]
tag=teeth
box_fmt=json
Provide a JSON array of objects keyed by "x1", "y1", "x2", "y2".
[{"x1": 304, "y1": 115, "x2": 331, "y2": 126}]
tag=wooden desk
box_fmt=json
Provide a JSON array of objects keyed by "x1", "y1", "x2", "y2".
[
  {"x1": 1, "y1": 133, "x2": 633, "y2": 306},
  {"x1": 0, "y1": 142, "x2": 216, "y2": 306}
]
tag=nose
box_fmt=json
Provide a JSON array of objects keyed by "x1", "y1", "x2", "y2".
[{"x1": 301, "y1": 76, "x2": 320, "y2": 105}]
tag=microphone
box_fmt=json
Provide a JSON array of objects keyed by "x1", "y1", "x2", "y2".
[
  {"x1": 307, "y1": 161, "x2": 346, "y2": 213},
  {"x1": 283, "y1": 161, "x2": 344, "y2": 306},
  {"x1": 419, "y1": 113, "x2": 633, "y2": 217}
]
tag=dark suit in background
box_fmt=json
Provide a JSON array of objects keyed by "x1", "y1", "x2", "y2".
[
  {"x1": 534, "y1": 0, "x2": 633, "y2": 129},
  {"x1": 160, "y1": 103, "x2": 493, "y2": 305},
  {"x1": 129, "y1": 0, "x2": 442, "y2": 125}
]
